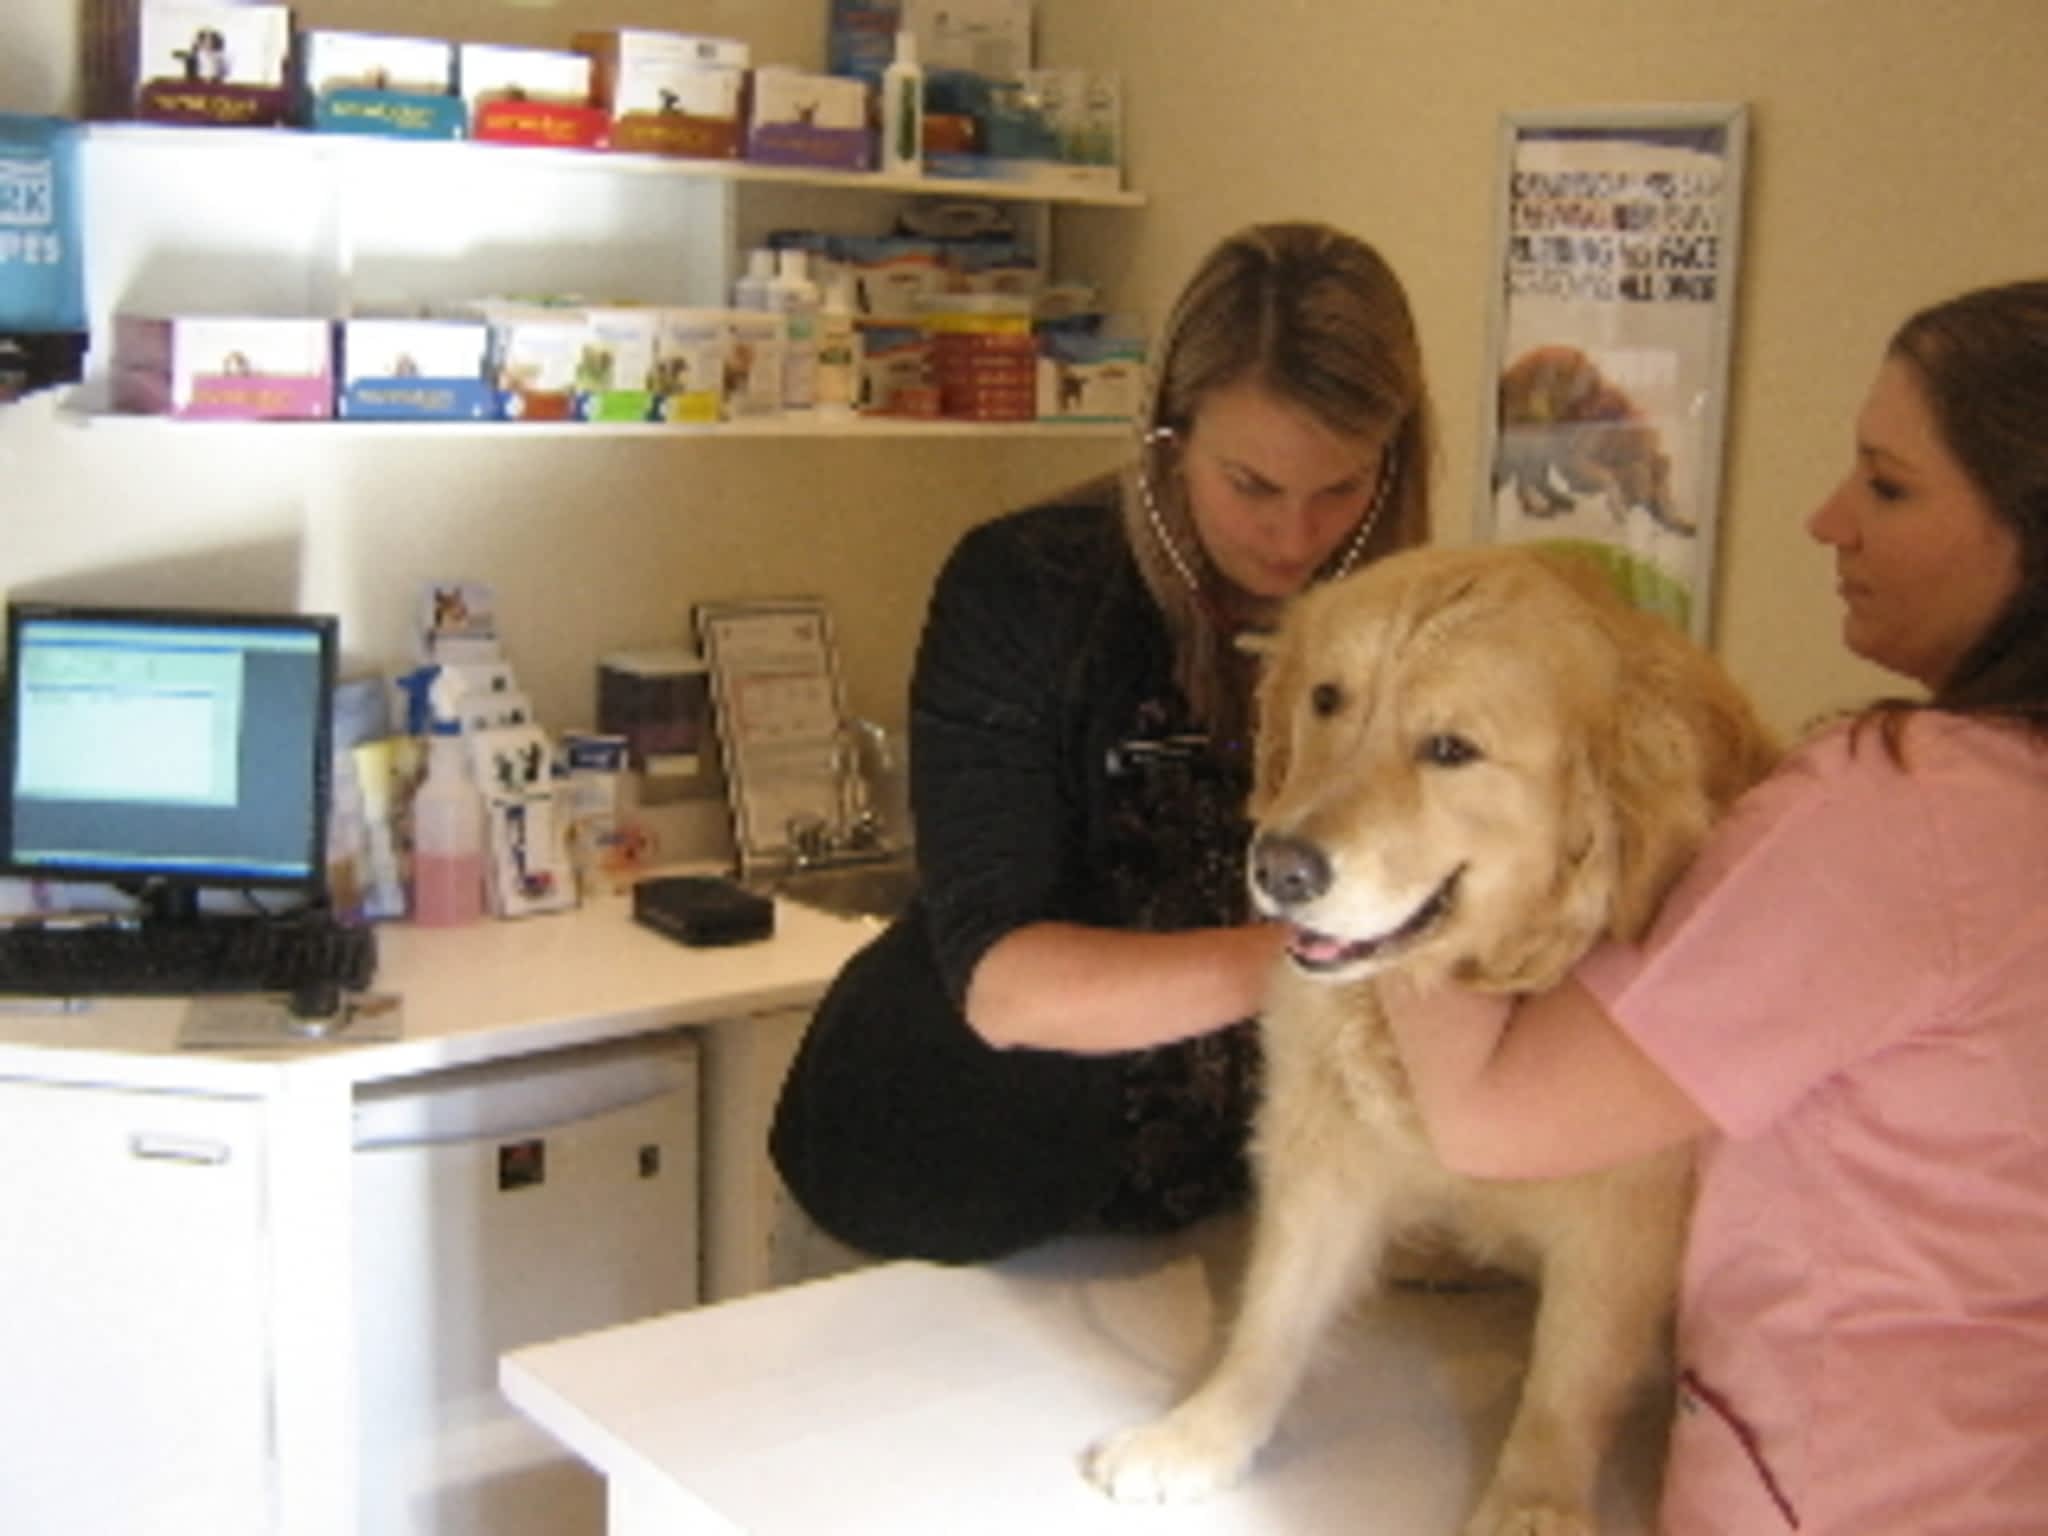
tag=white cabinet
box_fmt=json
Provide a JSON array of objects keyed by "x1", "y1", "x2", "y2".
[
  {"x1": 0, "y1": 1078, "x2": 274, "y2": 1536},
  {"x1": 698, "y1": 1004, "x2": 868, "y2": 1301},
  {"x1": 73, "y1": 124, "x2": 1142, "y2": 437}
]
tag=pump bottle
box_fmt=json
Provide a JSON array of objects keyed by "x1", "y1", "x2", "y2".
[
  {"x1": 880, "y1": 31, "x2": 924, "y2": 176},
  {"x1": 770, "y1": 247, "x2": 821, "y2": 411},
  {"x1": 411, "y1": 719, "x2": 486, "y2": 926},
  {"x1": 814, "y1": 272, "x2": 862, "y2": 418}
]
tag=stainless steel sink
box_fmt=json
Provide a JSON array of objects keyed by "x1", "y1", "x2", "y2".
[{"x1": 764, "y1": 856, "x2": 919, "y2": 921}]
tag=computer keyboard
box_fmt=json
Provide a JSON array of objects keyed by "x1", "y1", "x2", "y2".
[{"x1": 0, "y1": 914, "x2": 378, "y2": 999}]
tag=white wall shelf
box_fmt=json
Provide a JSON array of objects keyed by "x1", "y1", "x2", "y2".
[
  {"x1": 82, "y1": 122, "x2": 1145, "y2": 208},
  {"x1": 65, "y1": 410, "x2": 1134, "y2": 440}
]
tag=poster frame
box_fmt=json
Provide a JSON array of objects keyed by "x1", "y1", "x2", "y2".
[{"x1": 1473, "y1": 102, "x2": 1750, "y2": 643}]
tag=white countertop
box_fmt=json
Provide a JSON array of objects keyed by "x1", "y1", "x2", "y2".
[
  {"x1": 502, "y1": 1217, "x2": 1667, "y2": 1535},
  {"x1": 0, "y1": 892, "x2": 878, "y2": 1094}
]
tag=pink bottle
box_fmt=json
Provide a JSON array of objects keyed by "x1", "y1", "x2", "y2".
[{"x1": 411, "y1": 721, "x2": 485, "y2": 926}]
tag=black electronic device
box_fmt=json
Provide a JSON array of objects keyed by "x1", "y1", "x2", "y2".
[
  {"x1": 0, "y1": 600, "x2": 377, "y2": 1001},
  {"x1": 1, "y1": 600, "x2": 339, "y2": 922},
  {"x1": 632, "y1": 875, "x2": 775, "y2": 947}
]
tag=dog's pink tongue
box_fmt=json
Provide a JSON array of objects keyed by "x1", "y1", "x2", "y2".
[{"x1": 1288, "y1": 928, "x2": 1352, "y2": 964}]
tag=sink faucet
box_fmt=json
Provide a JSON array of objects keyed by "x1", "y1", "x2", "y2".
[{"x1": 832, "y1": 718, "x2": 893, "y2": 854}]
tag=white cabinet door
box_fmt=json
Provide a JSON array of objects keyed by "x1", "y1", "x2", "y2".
[
  {"x1": 697, "y1": 1006, "x2": 868, "y2": 1302},
  {"x1": 0, "y1": 1078, "x2": 272, "y2": 1536}
]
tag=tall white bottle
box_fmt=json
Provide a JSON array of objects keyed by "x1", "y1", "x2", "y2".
[
  {"x1": 880, "y1": 30, "x2": 924, "y2": 176},
  {"x1": 770, "y1": 247, "x2": 821, "y2": 411},
  {"x1": 733, "y1": 247, "x2": 777, "y2": 311},
  {"x1": 814, "y1": 272, "x2": 862, "y2": 419},
  {"x1": 410, "y1": 720, "x2": 486, "y2": 927}
]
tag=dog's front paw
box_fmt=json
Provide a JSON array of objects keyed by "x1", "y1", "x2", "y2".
[
  {"x1": 1461, "y1": 1494, "x2": 1595, "y2": 1536},
  {"x1": 1081, "y1": 1408, "x2": 1258, "y2": 1504}
]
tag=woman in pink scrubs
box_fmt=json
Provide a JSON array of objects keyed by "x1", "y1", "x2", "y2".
[{"x1": 1388, "y1": 279, "x2": 2048, "y2": 1533}]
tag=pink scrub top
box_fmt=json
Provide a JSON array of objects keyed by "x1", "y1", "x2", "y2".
[{"x1": 1579, "y1": 715, "x2": 2048, "y2": 1534}]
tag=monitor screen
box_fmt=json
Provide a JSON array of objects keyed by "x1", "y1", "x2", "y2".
[{"x1": 1, "y1": 602, "x2": 338, "y2": 907}]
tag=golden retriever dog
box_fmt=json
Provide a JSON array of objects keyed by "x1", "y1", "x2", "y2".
[{"x1": 1085, "y1": 545, "x2": 1778, "y2": 1534}]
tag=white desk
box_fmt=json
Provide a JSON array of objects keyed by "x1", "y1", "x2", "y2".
[
  {"x1": 502, "y1": 1218, "x2": 1668, "y2": 1535},
  {"x1": 0, "y1": 893, "x2": 875, "y2": 1536}
]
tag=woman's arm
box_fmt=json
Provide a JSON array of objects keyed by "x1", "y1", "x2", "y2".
[
  {"x1": 1381, "y1": 970, "x2": 1711, "y2": 1181},
  {"x1": 966, "y1": 920, "x2": 1288, "y2": 1052}
]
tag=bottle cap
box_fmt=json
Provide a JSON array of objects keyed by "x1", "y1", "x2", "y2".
[
  {"x1": 777, "y1": 248, "x2": 810, "y2": 281},
  {"x1": 893, "y1": 30, "x2": 917, "y2": 66},
  {"x1": 747, "y1": 248, "x2": 777, "y2": 280}
]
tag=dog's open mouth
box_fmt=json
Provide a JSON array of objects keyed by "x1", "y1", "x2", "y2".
[{"x1": 1284, "y1": 866, "x2": 1465, "y2": 974}]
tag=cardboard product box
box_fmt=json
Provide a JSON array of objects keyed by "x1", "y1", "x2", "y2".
[
  {"x1": 903, "y1": 0, "x2": 1033, "y2": 77},
  {"x1": 459, "y1": 44, "x2": 605, "y2": 148},
  {"x1": 476, "y1": 301, "x2": 588, "y2": 422},
  {"x1": 826, "y1": 0, "x2": 903, "y2": 86},
  {"x1": 651, "y1": 307, "x2": 727, "y2": 423},
  {"x1": 575, "y1": 306, "x2": 661, "y2": 423},
  {"x1": 577, "y1": 30, "x2": 749, "y2": 158},
  {"x1": 339, "y1": 317, "x2": 490, "y2": 421},
  {"x1": 112, "y1": 313, "x2": 332, "y2": 419},
  {"x1": 721, "y1": 309, "x2": 785, "y2": 419},
  {"x1": 118, "y1": 3, "x2": 293, "y2": 126},
  {"x1": 301, "y1": 31, "x2": 462, "y2": 138},
  {"x1": 598, "y1": 650, "x2": 711, "y2": 779},
  {"x1": 746, "y1": 68, "x2": 870, "y2": 171},
  {"x1": 1037, "y1": 330, "x2": 1143, "y2": 422},
  {"x1": 857, "y1": 324, "x2": 938, "y2": 417}
]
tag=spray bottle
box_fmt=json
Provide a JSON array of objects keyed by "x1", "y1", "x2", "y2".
[{"x1": 407, "y1": 670, "x2": 486, "y2": 927}]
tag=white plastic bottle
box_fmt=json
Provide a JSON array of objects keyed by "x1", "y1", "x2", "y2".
[
  {"x1": 880, "y1": 30, "x2": 924, "y2": 177},
  {"x1": 770, "y1": 247, "x2": 821, "y2": 411},
  {"x1": 410, "y1": 720, "x2": 486, "y2": 927},
  {"x1": 733, "y1": 247, "x2": 777, "y2": 311},
  {"x1": 814, "y1": 272, "x2": 862, "y2": 419}
]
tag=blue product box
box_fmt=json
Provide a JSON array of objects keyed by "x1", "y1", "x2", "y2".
[{"x1": 339, "y1": 318, "x2": 492, "y2": 421}]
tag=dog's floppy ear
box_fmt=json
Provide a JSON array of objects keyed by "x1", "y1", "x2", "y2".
[
  {"x1": 1247, "y1": 627, "x2": 1299, "y2": 821},
  {"x1": 1597, "y1": 619, "x2": 1779, "y2": 941}
]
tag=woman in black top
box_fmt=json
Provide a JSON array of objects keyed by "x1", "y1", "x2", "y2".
[{"x1": 772, "y1": 222, "x2": 1438, "y2": 1261}]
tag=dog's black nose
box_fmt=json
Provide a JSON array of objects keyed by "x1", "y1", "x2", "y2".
[{"x1": 1251, "y1": 833, "x2": 1332, "y2": 906}]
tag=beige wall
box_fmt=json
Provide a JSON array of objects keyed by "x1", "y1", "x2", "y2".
[
  {"x1": 5, "y1": 0, "x2": 2047, "y2": 747},
  {"x1": 1040, "y1": 0, "x2": 2048, "y2": 734}
]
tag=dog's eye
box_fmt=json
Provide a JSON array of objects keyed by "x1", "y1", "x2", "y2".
[
  {"x1": 1417, "y1": 733, "x2": 1480, "y2": 767},
  {"x1": 1309, "y1": 682, "x2": 1343, "y2": 717}
]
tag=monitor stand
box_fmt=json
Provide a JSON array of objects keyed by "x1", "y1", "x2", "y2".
[{"x1": 119, "y1": 879, "x2": 201, "y2": 927}]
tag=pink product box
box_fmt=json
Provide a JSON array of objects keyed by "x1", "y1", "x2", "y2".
[{"x1": 112, "y1": 314, "x2": 333, "y2": 420}]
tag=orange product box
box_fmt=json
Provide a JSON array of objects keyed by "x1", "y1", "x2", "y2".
[{"x1": 576, "y1": 30, "x2": 749, "y2": 158}]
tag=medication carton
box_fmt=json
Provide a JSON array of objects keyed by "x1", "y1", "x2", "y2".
[
  {"x1": 721, "y1": 309, "x2": 785, "y2": 419},
  {"x1": 575, "y1": 306, "x2": 661, "y2": 423},
  {"x1": 459, "y1": 44, "x2": 605, "y2": 149},
  {"x1": 651, "y1": 307, "x2": 727, "y2": 423},
  {"x1": 301, "y1": 30, "x2": 462, "y2": 139},
  {"x1": 1037, "y1": 328, "x2": 1143, "y2": 422},
  {"x1": 747, "y1": 68, "x2": 870, "y2": 171},
  {"x1": 123, "y1": 3, "x2": 293, "y2": 126},
  {"x1": 111, "y1": 313, "x2": 331, "y2": 419},
  {"x1": 576, "y1": 30, "x2": 749, "y2": 158},
  {"x1": 339, "y1": 317, "x2": 490, "y2": 421},
  {"x1": 474, "y1": 300, "x2": 587, "y2": 421}
]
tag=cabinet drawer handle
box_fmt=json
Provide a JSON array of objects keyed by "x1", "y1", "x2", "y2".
[{"x1": 129, "y1": 1133, "x2": 232, "y2": 1166}]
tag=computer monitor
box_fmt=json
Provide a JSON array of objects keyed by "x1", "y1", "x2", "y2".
[{"x1": 0, "y1": 601, "x2": 338, "y2": 922}]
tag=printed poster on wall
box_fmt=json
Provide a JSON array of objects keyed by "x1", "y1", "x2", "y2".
[{"x1": 1475, "y1": 105, "x2": 1749, "y2": 641}]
